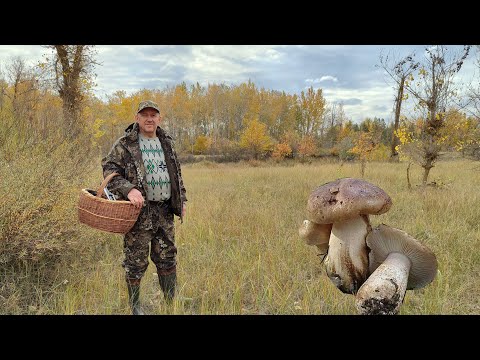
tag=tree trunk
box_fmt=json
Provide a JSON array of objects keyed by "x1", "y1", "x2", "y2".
[
  {"x1": 422, "y1": 164, "x2": 433, "y2": 185},
  {"x1": 390, "y1": 77, "x2": 405, "y2": 162},
  {"x1": 53, "y1": 45, "x2": 89, "y2": 140},
  {"x1": 62, "y1": 97, "x2": 80, "y2": 139},
  {"x1": 406, "y1": 162, "x2": 412, "y2": 189}
]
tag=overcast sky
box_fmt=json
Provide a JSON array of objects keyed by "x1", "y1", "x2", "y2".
[{"x1": 0, "y1": 45, "x2": 476, "y2": 123}]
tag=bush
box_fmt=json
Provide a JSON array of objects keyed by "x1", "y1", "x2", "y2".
[
  {"x1": 337, "y1": 137, "x2": 355, "y2": 161},
  {"x1": 369, "y1": 143, "x2": 390, "y2": 161},
  {"x1": 272, "y1": 143, "x2": 293, "y2": 160},
  {"x1": 0, "y1": 139, "x2": 101, "y2": 268}
]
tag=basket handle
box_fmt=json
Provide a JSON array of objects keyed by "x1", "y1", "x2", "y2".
[{"x1": 96, "y1": 172, "x2": 120, "y2": 198}]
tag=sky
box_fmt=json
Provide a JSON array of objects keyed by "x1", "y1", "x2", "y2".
[{"x1": 0, "y1": 45, "x2": 477, "y2": 123}]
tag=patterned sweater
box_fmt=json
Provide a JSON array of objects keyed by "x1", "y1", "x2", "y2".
[{"x1": 139, "y1": 133, "x2": 171, "y2": 201}]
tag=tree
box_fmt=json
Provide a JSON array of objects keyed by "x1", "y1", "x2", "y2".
[
  {"x1": 466, "y1": 46, "x2": 480, "y2": 118},
  {"x1": 41, "y1": 45, "x2": 98, "y2": 139},
  {"x1": 403, "y1": 45, "x2": 471, "y2": 185},
  {"x1": 239, "y1": 117, "x2": 273, "y2": 159},
  {"x1": 322, "y1": 102, "x2": 348, "y2": 148},
  {"x1": 1, "y1": 57, "x2": 42, "y2": 149},
  {"x1": 351, "y1": 131, "x2": 379, "y2": 177},
  {"x1": 298, "y1": 135, "x2": 317, "y2": 159},
  {"x1": 193, "y1": 135, "x2": 212, "y2": 155},
  {"x1": 378, "y1": 50, "x2": 419, "y2": 161},
  {"x1": 441, "y1": 109, "x2": 480, "y2": 159},
  {"x1": 298, "y1": 86, "x2": 326, "y2": 137}
]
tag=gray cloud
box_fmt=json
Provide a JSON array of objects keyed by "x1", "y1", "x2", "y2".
[
  {"x1": 306, "y1": 75, "x2": 339, "y2": 84},
  {"x1": 339, "y1": 98, "x2": 363, "y2": 106}
]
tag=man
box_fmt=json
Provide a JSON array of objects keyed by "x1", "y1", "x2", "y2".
[{"x1": 102, "y1": 100, "x2": 187, "y2": 315}]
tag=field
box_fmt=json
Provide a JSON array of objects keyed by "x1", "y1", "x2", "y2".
[{"x1": 2, "y1": 158, "x2": 479, "y2": 314}]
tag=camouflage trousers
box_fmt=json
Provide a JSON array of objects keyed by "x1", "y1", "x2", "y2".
[{"x1": 123, "y1": 201, "x2": 177, "y2": 281}]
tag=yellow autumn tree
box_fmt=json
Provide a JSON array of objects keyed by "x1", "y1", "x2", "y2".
[
  {"x1": 298, "y1": 135, "x2": 317, "y2": 159},
  {"x1": 298, "y1": 86, "x2": 326, "y2": 137},
  {"x1": 440, "y1": 109, "x2": 480, "y2": 157},
  {"x1": 351, "y1": 132, "x2": 378, "y2": 177},
  {"x1": 239, "y1": 117, "x2": 273, "y2": 160},
  {"x1": 394, "y1": 119, "x2": 424, "y2": 188},
  {"x1": 281, "y1": 130, "x2": 300, "y2": 156},
  {"x1": 193, "y1": 135, "x2": 212, "y2": 155}
]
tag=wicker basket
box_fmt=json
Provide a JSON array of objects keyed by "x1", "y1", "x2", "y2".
[{"x1": 78, "y1": 172, "x2": 141, "y2": 234}]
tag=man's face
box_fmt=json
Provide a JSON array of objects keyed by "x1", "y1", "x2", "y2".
[{"x1": 136, "y1": 108, "x2": 161, "y2": 137}]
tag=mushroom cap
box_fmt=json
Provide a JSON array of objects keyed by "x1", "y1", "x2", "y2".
[
  {"x1": 306, "y1": 178, "x2": 392, "y2": 224},
  {"x1": 366, "y1": 224, "x2": 438, "y2": 290},
  {"x1": 298, "y1": 220, "x2": 332, "y2": 253}
]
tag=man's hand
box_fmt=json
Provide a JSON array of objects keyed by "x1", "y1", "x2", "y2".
[
  {"x1": 127, "y1": 188, "x2": 144, "y2": 209},
  {"x1": 182, "y1": 203, "x2": 186, "y2": 218}
]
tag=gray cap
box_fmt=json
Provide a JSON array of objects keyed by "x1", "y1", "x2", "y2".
[
  {"x1": 367, "y1": 224, "x2": 438, "y2": 289},
  {"x1": 137, "y1": 100, "x2": 160, "y2": 114},
  {"x1": 306, "y1": 178, "x2": 392, "y2": 224}
]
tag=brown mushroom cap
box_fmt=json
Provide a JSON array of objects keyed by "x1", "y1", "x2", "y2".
[
  {"x1": 306, "y1": 178, "x2": 392, "y2": 224},
  {"x1": 298, "y1": 220, "x2": 332, "y2": 253},
  {"x1": 366, "y1": 224, "x2": 438, "y2": 290}
]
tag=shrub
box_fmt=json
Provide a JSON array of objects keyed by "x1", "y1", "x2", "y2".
[
  {"x1": 272, "y1": 143, "x2": 293, "y2": 160},
  {"x1": 0, "y1": 139, "x2": 101, "y2": 268}
]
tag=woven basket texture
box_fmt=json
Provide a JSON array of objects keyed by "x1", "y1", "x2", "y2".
[{"x1": 78, "y1": 173, "x2": 140, "y2": 234}]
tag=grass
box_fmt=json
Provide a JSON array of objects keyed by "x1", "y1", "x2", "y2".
[{"x1": 2, "y1": 158, "x2": 479, "y2": 314}]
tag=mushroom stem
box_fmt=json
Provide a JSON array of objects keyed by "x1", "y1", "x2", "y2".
[
  {"x1": 324, "y1": 215, "x2": 370, "y2": 294},
  {"x1": 355, "y1": 252, "x2": 412, "y2": 315}
]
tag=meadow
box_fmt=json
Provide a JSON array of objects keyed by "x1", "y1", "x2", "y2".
[{"x1": 1, "y1": 158, "x2": 479, "y2": 314}]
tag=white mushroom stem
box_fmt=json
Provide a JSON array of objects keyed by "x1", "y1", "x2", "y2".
[
  {"x1": 355, "y1": 252, "x2": 412, "y2": 315},
  {"x1": 324, "y1": 215, "x2": 370, "y2": 294}
]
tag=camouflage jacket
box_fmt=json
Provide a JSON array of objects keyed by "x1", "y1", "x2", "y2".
[{"x1": 101, "y1": 122, "x2": 187, "y2": 227}]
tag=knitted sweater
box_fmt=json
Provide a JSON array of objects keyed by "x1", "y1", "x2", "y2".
[{"x1": 139, "y1": 133, "x2": 171, "y2": 201}]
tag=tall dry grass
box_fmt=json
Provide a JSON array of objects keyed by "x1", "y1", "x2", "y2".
[
  {"x1": 0, "y1": 139, "x2": 109, "y2": 314},
  {"x1": 2, "y1": 158, "x2": 479, "y2": 314}
]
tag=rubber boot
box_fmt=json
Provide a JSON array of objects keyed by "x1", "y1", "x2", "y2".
[
  {"x1": 158, "y1": 269, "x2": 176, "y2": 304},
  {"x1": 126, "y1": 279, "x2": 145, "y2": 315}
]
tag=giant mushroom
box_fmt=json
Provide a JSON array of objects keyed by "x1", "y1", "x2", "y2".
[
  {"x1": 306, "y1": 178, "x2": 392, "y2": 294},
  {"x1": 355, "y1": 224, "x2": 438, "y2": 315}
]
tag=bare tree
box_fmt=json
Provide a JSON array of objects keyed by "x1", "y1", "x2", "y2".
[
  {"x1": 321, "y1": 101, "x2": 348, "y2": 148},
  {"x1": 467, "y1": 45, "x2": 480, "y2": 120},
  {"x1": 5, "y1": 57, "x2": 40, "y2": 121},
  {"x1": 404, "y1": 45, "x2": 471, "y2": 185},
  {"x1": 378, "y1": 50, "x2": 419, "y2": 161},
  {"x1": 42, "y1": 45, "x2": 98, "y2": 139},
  {"x1": 0, "y1": 63, "x2": 7, "y2": 112},
  {"x1": 464, "y1": 45, "x2": 480, "y2": 159},
  {"x1": 1, "y1": 57, "x2": 42, "y2": 144}
]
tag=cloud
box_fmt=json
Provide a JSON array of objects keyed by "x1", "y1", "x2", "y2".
[
  {"x1": 339, "y1": 98, "x2": 362, "y2": 106},
  {"x1": 0, "y1": 45, "x2": 46, "y2": 68},
  {"x1": 94, "y1": 45, "x2": 286, "y2": 96},
  {"x1": 323, "y1": 84, "x2": 396, "y2": 123},
  {"x1": 305, "y1": 76, "x2": 338, "y2": 84}
]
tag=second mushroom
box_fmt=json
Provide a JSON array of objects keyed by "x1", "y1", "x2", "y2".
[{"x1": 355, "y1": 224, "x2": 438, "y2": 315}]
